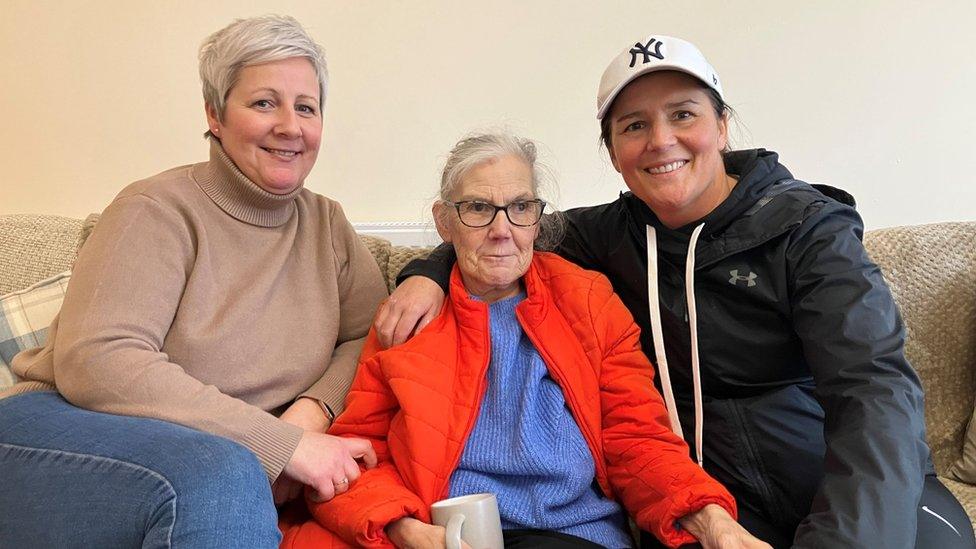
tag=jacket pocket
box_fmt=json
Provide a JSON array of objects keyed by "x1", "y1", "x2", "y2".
[
  {"x1": 700, "y1": 382, "x2": 824, "y2": 531},
  {"x1": 736, "y1": 382, "x2": 825, "y2": 530}
]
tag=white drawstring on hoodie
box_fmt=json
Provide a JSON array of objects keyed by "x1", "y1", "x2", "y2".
[{"x1": 646, "y1": 224, "x2": 706, "y2": 467}]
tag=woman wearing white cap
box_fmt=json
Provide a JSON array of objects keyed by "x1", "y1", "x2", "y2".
[{"x1": 380, "y1": 36, "x2": 974, "y2": 548}]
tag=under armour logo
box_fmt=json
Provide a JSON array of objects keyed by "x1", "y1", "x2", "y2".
[
  {"x1": 629, "y1": 38, "x2": 664, "y2": 67},
  {"x1": 729, "y1": 270, "x2": 758, "y2": 287}
]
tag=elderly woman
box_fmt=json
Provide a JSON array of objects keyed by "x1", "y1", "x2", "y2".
[
  {"x1": 0, "y1": 15, "x2": 385, "y2": 547},
  {"x1": 279, "y1": 133, "x2": 769, "y2": 549},
  {"x1": 382, "y1": 36, "x2": 975, "y2": 548}
]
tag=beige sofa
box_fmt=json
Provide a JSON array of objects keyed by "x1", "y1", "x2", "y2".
[{"x1": 2, "y1": 213, "x2": 974, "y2": 529}]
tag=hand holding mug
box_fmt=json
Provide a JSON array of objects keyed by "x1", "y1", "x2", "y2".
[
  {"x1": 386, "y1": 517, "x2": 472, "y2": 549},
  {"x1": 430, "y1": 493, "x2": 504, "y2": 549}
]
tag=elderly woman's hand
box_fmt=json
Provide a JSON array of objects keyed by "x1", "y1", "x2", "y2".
[
  {"x1": 680, "y1": 504, "x2": 772, "y2": 549},
  {"x1": 373, "y1": 277, "x2": 446, "y2": 348},
  {"x1": 282, "y1": 431, "x2": 377, "y2": 503},
  {"x1": 385, "y1": 517, "x2": 473, "y2": 549}
]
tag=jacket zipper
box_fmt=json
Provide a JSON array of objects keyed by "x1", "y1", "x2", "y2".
[
  {"x1": 434, "y1": 314, "x2": 493, "y2": 501},
  {"x1": 727, "y1": 400, "x2": 781, "y2": 523}
]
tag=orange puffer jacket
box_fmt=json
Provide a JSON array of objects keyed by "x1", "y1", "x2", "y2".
[{"x1": 308, "y1": 252, "x2": 736, "y2": 547}]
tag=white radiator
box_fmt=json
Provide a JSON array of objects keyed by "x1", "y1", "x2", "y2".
[{"x1": 352, "y1": 222, "x2": 440, "y2": 247}]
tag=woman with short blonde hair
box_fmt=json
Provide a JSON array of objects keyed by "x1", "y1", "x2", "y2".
[{"x1": 0, "y1": 15, "x2": 385, "y2": 547}]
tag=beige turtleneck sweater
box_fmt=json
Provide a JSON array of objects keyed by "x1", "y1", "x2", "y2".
[{"x1": 4, "y1": 140, "x2": 388, "y2": 480}]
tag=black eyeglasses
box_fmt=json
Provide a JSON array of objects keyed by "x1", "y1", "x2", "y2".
[{"x1": 445, "y1": 199, "x2": 546, "y2": 228}]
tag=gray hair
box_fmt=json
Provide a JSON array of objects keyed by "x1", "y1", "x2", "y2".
[
  {"x1": 199, "y1": 15, "x2": 328, "y2": 121},
  {"x1": 438, "y1": 132, "x2": 564, "y2": 251}
]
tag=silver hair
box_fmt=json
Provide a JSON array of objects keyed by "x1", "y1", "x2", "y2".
[
  {"x1": 199, "y1": 15, "x2": 328, "y2": 122},
  {"x1": 438, "y1": 132, "x2": 565, "y2": 251}
]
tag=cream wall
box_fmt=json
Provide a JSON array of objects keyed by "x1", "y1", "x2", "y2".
[{"x1": 2, "y1": 0, "x2": 974, "y2": 230}]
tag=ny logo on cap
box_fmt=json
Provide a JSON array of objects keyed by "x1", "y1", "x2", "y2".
[
  {"x1": 629, "y1": 38, "x2": 664, "y2": 68},
  {"x1": 729, "y1": 269, "x2": 758, "y2": 287}
]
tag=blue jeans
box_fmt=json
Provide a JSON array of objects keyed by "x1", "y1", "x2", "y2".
[{"x1": 0, "y1": 391, "x2": 280, "y2": 548}]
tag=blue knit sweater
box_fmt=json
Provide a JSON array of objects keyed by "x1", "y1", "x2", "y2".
[{"x1": 448, "y1": 293, "x2": 632, "y2": 548}]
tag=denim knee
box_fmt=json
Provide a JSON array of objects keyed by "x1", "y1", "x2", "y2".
[
  {"x1": 156, "y1": 431, "x2": 280, "y2": 548},
  {"x1": 0, "y1": 392, "x2": 281, "y2": 549}
]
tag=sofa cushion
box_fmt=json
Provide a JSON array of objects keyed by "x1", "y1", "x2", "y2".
[
  {"x1": 864, "y1": 221, "x2": 976, "y2": 475},
  {"x1": 359, "y1": 235, "x2": 392, "y2": 283},
  {"x1": 0, "y1": 272, "x2": 70, "y2": 390},
  {"x1": 949, "y1": 411, "x2": 976, "y2": 484},
  {"x1": 0, "y1": 214, "x2": 83, "y2": 295},
  {"x1": 79, "y1": 212, "x2": 100, "y2": 252},
  {"x1": 386, "y1": 246, "x2": 434, "y2": 294}
]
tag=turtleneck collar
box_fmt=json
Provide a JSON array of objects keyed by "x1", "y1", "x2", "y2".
[{"x1": 192, "y1": 138, "x2": 304, "y2": 227}]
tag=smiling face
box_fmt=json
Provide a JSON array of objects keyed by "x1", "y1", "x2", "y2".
[
  {"x1": 206, "y1": 57, "x2": 322, "y2": 194},
  {"x1": 606, "y1": 70, "x2": 734, "y2": 228},
  {"x1": 434, "y1": 155, "x2": 539, "y2": 303}
]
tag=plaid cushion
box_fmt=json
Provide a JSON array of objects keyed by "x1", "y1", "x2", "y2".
[{"x1": 0, "y1": 271, "x2": 70, "y2": 390}]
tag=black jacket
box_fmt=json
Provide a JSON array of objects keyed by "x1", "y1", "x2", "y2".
[{"x1": 401, "y1": 149, "x2": 932, "y2": 547}]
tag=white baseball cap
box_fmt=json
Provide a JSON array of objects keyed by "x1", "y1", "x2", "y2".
[{"x1": 596, "y1": 35, "x2": 723, "y2": 120}]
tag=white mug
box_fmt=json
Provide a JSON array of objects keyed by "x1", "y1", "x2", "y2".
[{"x1": 430, "y1": 493, "x2": 504, "y2": 549}]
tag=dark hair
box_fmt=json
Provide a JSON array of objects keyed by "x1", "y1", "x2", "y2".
[{"x1": 599, "y1": 79, "x2": 731, "y2": 151}]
